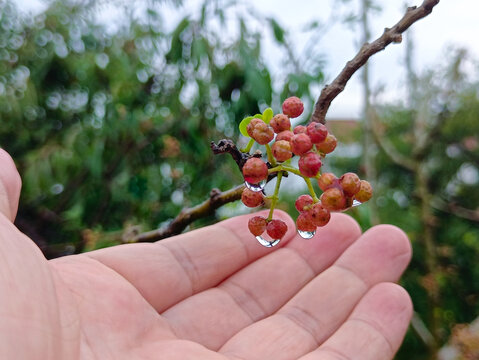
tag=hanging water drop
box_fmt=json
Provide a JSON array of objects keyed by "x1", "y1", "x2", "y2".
[
  {"x1": 245, "y1": 179, "x2": 267, "y2": 192},
  {"x1": 352, "y1": 199, "x2": 362, "y2": 207},
  {"x1": 297, "y1": 230, "x2": 316, "y2": 239},
  {"x1": 256, "y1": 235, "x2": 281, "y2": 248}
]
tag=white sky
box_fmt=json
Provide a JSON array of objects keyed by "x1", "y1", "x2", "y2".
[{"x1": 12, "y1": 0, "x2": 479, "y2": 118}]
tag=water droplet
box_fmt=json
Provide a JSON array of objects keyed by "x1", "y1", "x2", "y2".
[
  {"x1": 245, "y1": 180, "x2": 266, "y2": 192},
  {"x1": 256, "y1": 235, "x2": 281, "y2": 247},
  {"x1": 298, "y1": 230, "x2": 316, "y2": 239},
  {"x1": 352, "y1": 199, "x2": 362, "y2": 207}
]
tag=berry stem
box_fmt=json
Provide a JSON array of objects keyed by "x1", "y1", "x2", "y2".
[
  {"x1": 304, "y1": 177, "x2": 319, "y2": 203},
  {"x1": 265, "y1": 143, "x2": 277, "y2": 167},
  {"x1": 241, "y1": 138, "x2": 255, "y2": 153},
  {"x1": 267, "y1": 171, "x2": 283, "y2": 221}
]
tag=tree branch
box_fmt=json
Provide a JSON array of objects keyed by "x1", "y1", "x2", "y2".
[
  {"x1": 130, "y1": 184, "x2": 245, "y2": 242},
  {"x1": 431, "y1": 197, "x2": 479, "y2": 222},
  {"x1": 311, "y1": 0, "x2": 440, "y2": 124}
]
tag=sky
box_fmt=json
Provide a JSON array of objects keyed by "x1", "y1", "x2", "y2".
[{"x1": 12, "y1": 0, "x2": 479, "y2": 119}]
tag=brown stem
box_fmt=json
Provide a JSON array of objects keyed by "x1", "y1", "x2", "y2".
[
  {"x1": 130, "y1": 184, "x2": 245, "y2": 242},
  {"x1": 311, "y1": 0, "x2": 440, "y2": 124}
]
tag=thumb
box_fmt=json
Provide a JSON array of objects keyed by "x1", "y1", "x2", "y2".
[{"x1": 0, "y1": 149, "x2": 22, "y2": 222}]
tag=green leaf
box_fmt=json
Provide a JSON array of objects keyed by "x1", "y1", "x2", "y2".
[
  {"x1": 268, "y1": 18, "x2": 285, "y2": 44},
  {"x1": 239, "y1": 116, "x2": 254, "y2": 137},
  {"x1": 262, "y1": 107, "x2": 273, "y2": 123}
]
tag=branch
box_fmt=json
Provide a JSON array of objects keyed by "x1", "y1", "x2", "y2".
[
  {"x1": 210, "y1": 139, "x2": 256, "y2": 170},
  {"x1": 431, "y1": 197, "x2": 479, "y2": 222},
  {"x1": 311, "y1": 0, "x2": 440, "y2": 124},
  {"x1": 131, "y1": 184, "x2": 245, "y2": 242}
]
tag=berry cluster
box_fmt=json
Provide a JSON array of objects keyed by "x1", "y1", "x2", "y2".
[{"x1": 238, "y1": 96, "x2": 373, "y2": 246}]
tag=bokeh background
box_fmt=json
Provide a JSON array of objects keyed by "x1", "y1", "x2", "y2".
[{"x1": 1, "y1": 0, "x2": 478, "y2": 358}]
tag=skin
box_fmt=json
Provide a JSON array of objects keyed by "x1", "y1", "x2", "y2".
[{"x1": 0, "y1": 148, "x2": 413, "y2": 359}]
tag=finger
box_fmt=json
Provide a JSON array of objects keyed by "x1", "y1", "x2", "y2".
[
  {"x1": 299, "y1": 283, "x2": 412, "y2": 360},
  {"x1": 0, "y1": 149, "x2": 22, "y2": 222},
  {"x1": 85, "y1": 210, "x2": 296, "y2": 312},
  {"x1": 162, "y1": 213, "x2": 361, "y2": 350},
  {"x1": 219, "y1": 225, "x2": 411, "y2": 360}
]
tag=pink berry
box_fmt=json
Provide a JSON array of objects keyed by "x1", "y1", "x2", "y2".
[
  {"x1": 291, "y1": 133, "x2": 312, "y2": 156},
  {"x1": 293, "y1": 125, "x2": 307, "y2": 134},
  {"x1": 242, "y1": 158, "x2": 268, "y2": 184},
  {"x1": 282, "y1": 96, "x2": 304, "y2": 118},
  {"x1": 246, "y1": 118, "x2": 263, "y2": 138},
  {"x1": 266, "y1": 219, "x2": 288, "y2": 240},
  {"x1": 318, "y1": 172, "x2": 338, "y2": 191},
  {"x1": 299, "y1": 152, "x2": 322, "y2": 178},
  {"x1": 295, "y1": 194, "x2": 313, "y2": 212},
  {"x1": 354, "y1": 180, "x2": 373, "y2": 203},
  {"x1": 307, "y1": 122, "x2": 328, "y2": 144},
  {"x1": 311, "y1": 203, "x2": 331, "y2": 227},
  {"x1": 276, "y1": 130, "x2": 294, "y2": 144},
  {"x1": 272, "y1": 140, "x2": 293, "y2": 162},
  {"x1": 339, "y1": 172, "x2": 361, "y2": 197},
  {"x1": 320, "y1": 187, "x2": 347, "y2": 211},
  {"x1": 248, "y1": 216, "x2": 267, "y2": 236},
  {"x1": 247, "y1": 119, "x2": 274, "y2": 145},
  {"x1": 317, "y1": 134, "x2": 337, "y2": 154},
  {"x1": 241, "y1": 188, "x2": 264, "y2": 207},
  {"x1": 296, "y1": 211, "x2": 316, "y2": 232},
  {"x1": 270, "y1": 114, "x2": 291, "y2": 133}
]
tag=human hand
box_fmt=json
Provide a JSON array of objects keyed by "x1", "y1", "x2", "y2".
[{"x1": 0, "y1": 148, "x2": 412, "y2": 360}]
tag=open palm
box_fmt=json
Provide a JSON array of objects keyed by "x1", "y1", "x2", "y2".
[{"x1": 0, "y1": 149, "x2": 412, "y2": 360}]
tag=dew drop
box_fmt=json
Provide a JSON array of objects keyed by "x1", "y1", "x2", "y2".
[
  {"x1": 256, "y1": 235, "x2": 281, "y2": 247},
  {"x1": 352, "y1": 199, "x2": 362, "y2": 207},
  {"x1": 245, "y1": 179, "x2": 266, "y2": 192},
  {"x1": 297, "y1": 230, "x2": 316, "y2": 239}
]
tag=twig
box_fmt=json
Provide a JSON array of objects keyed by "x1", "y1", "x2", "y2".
[
  {"x1": 210, "y1": 139, "x2": 257, "y2": 170},
  {"x1": 311, "y1": 0, "x2": 440, "y2": 124},
  {"x1": 131, "y1": 184, "x2": 245, "y2": 242},
  {"x1": 431, "y1": 197, "x2": 479, "y2": 222}
]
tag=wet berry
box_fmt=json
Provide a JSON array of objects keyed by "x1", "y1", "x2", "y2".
[
  {"x1": 318, "y1": 172, "x2": 338, "y2": 191},
  {"x1": 293, "y1": 125, "x2": 307, "y2": 134},
  {"x1": 339, "y1": 172, "x2": 361, "y2": 197},
  {"x1": 266, "y1": 219, "x2": 288, "y2": 239},
  {"x1": 272, "y1": 140, "x2": 293, "y2": 162},
  {"x1": 317, "y1": 134, "x2": 337, "y2": 154},
  {"x1": 247, "y1": 119, "x2": 274, "y2": 145},
  {"x1": 242, "y1": 158, "x2": 268, "y2": 184},
  {"x1": 307, "y1": 122, "x2": 328, "y2": 144},
  {"x1": 295, "y1": 194, "x2": 314, "y2": 212},
  {"x1": 296, "y1": 211, "x2": 316, "y2": 232},
  {"x1": 270, "y1": 114, "x2": 291, "y2": 133},
  {"x1": 276, "y1": 130, "x2": 294, "y2": 144},
  {"x1": 311, "y1": 203, "x2": 331, "y2": 227},
  {"x1": 320, "y1": 187, "x2": 347, "y2": 211},
  {"x1": 241, "y1": 188, "x2": 264, "y2": 207},
  {"x1": 299, "y1": 152, "x2": 322, "y2": 177},
  {"x1": 282, "y1": 96, "x2": 304, "y2": 118},
  {"x1": 248, "y1": 216, "x2": 267, "y2": 236},
  {"x1": 291, "y1": 133, "x2": 313, "y2": 156},
  {"x1": 354, "y1": 180, "x2": 373, "y2": 203}
]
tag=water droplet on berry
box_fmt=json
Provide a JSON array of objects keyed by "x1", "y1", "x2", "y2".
[
  {"x1": 245, "y1": 179, "x2": 267, "y2": 192},
  {"x1": 255, "y1": 235, "x2": 281, "y2": 247},
  {"x1": 352, "y1": 199, "x2": 362, "y2": 207},
  {"x1": 297, "y1": 230, "x2": 316, "y2": 239}
]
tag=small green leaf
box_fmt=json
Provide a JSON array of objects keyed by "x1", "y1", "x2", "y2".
[
  {"x1": 253, "y1": 114, "x2": 263, "y2": 120},
  {"x1": 262, "y1": 108, "x2": 273, "y2": 124},
  {"x1": 239, "y1": 116, "x2": 254, "y2": 137}
]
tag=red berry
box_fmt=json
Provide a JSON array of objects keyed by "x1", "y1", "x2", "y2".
[
  {"x1": 296, "y1": 211, "x2": 316, "y2": 232},
  {"x1": 291, "y1": 133, "x2": 312, "y2": 156},
  {"x1": 339, "y1": 172, "x2": 361, "y2": 197},
  {"x1": 276, "y1": 130, "x2": 294, "y2": 144},
  {"x1": 318, "y1": 172, "x2": 338, "y2": 191},
  {"x1": 299, "y1": 152, "x2": 322, "y2": 178},
  {"x1": 311, "y1": 203, "x2": 331, "y2": 227},
  {"x1": 247, "y1": 119, "x2": 274, "y2": 145},
  {"x1": 317, "y1": 134, "x2": 337, "y2": 154},
  {"x1": 272, "y1": 140, "x2": 293, "y2": 162},
  {"x1": 242, "y1": 158, "x2": 268, "y2": 184},
  {"x1": 354, "y1": 180, "x2": 373, "y2": 203},
  {"x1": 241, "y1": 188, "x2": 264, "y2": 207},
  {"x1": 307, "y1": 122, "x2": 328, "y2": 144},
  {"x1": 293, "y1": 125, "x2": 307, "y2": 134},
  {"x1": 320, "y1": 187, "x2": 347, "y2": 211},
  {"x1": 295, "y1": 194, "x2": 313, "y2": 212},
  {"x1": 266, "y1": 219, "x2": 288, "y2": 240},
  {"x1": 270, "y1": 114, "x2": 291, "y2": 133},
  {"x1": 248, "y1": 216, "x2": 267, "y2": 236},
  {"x1": 282, "y1": 96, "x2": 304, "y2": 118}
]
